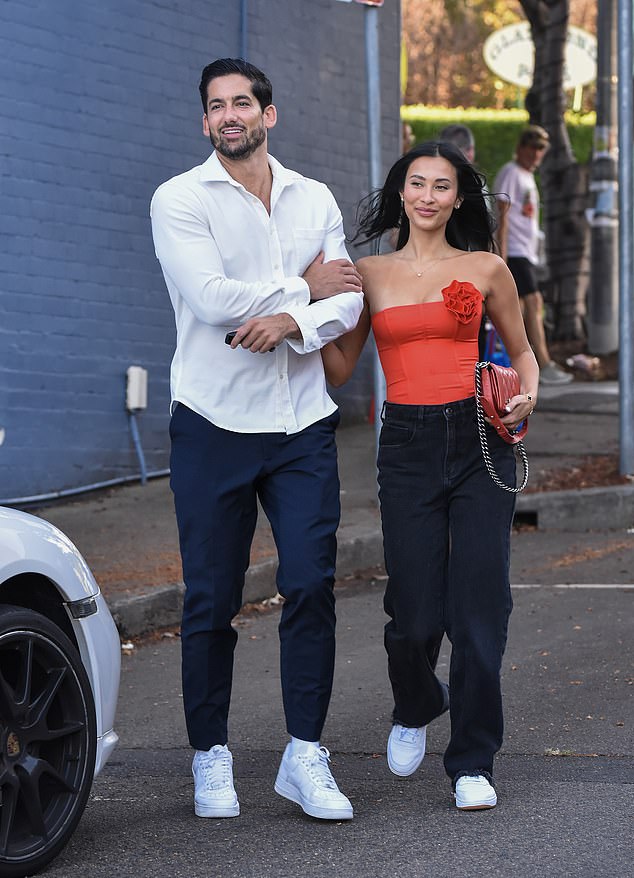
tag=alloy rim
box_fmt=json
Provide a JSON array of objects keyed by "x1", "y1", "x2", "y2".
[{"x1": 0, "y1": 628, "x2": 91, "y2": 864}]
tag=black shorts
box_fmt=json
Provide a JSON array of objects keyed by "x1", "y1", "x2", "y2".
[{"x1": 507, "y1": 257, "x2": 539, "y2": 298}]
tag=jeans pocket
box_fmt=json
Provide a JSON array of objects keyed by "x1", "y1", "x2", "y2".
[{"x1": 379, "y1": 419, "x2": 416, "y2": 449}]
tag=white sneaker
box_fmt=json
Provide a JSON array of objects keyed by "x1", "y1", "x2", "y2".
[
  {"x1": 387, "y1": 724, "x2": 427, "y2": 777},
  {"x1": 274, "y1": 743, "x2": 353, "y2": 820},
  {"x1": 539, "y1": 362, "x2": 573, "y2": 385},
  {"x1": 192, "y1": 744, "x2": 240, "y2": 818},
  {"x1": 454, "y1": 774, "x2": 497, "y2": 810}
]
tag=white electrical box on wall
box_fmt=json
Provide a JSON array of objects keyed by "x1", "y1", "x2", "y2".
[{"x1": 126, "y1": 366, "x2": 148, "y2": 411}]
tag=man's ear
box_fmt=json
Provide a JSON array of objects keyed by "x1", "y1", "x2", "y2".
[
  {"x1": 263, "y1": 104, "x2": 277, "y2": 130},
  {"x1": 202, "y1": 113, "x2": 210, "y2": 137}
]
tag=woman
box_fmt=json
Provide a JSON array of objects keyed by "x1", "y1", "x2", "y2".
[{"x1": 322, "y1": 141, "x2": 539, "y2": 810}]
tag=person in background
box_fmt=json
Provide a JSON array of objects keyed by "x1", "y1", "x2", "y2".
[
  {"x1": 494, "y1": 126, "x2": 573, "y2": 385},
  {"x1": 402, "y1": 121, "x2": 416, "y2": 155},
  {"x1": 439, "y1": 123, "x2": 475, "y2": 164},
  {"x1": 321, "y1": 141, "x2": 539, "y2": 810},
  {"x1": 151, "y1": 58, "x2": 364, "y2": 823}
]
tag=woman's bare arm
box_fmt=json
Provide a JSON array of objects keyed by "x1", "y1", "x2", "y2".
[
  {"x1": 321, "y1": 304, "x2": 371, "y2": 387},
  {"x1": 484, "y1": 257, "x2": 539, "y2": 426}
]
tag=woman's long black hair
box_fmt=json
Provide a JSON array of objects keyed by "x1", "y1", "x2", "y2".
[{"x1": 353, "y1": 140, "x2": 496, "y2": 253}]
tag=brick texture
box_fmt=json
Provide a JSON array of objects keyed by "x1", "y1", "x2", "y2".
[{"x1": 0, "y1": 0, "x2": 400, "y2": 499}]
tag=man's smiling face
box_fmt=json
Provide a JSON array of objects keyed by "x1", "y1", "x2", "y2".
[{"x1": 202, "y1": 73, "x2": 276, "y2": 160}]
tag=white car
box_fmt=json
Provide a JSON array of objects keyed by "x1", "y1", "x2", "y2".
[{"x1": 0, "y1": 506, "x2": 120, "y2": 878}]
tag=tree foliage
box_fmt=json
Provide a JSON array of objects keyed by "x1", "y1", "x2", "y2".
[
  {"x1": 402, "y1": 0, "x2": 597, "y2": 339},
  {"x1": 402, "y1": 0, "x2": 596, "y2": 110}
]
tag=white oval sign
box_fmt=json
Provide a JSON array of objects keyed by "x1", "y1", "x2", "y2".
[{"x1": 483, "y1": 22, "x2": 597, "y2": 89}]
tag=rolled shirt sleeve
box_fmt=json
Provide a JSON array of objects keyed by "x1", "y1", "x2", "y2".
[{"x1": 285, "y1": 292, "x2": 364, "y2": 354}]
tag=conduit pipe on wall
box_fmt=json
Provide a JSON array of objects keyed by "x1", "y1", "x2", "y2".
[
  {"x1": 128, "y1": 412, "x2": 148, "y2": 485},
  {"x1": 0, "y1": 469, "x2": 171, "y2": 509},
  {"x1": 0, "y1": 365, "x2": 167, "y2": 508}
]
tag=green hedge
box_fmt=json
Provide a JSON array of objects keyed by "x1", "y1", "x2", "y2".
[{"x1": 401, "y1": 106, "x2": 595, "y2": 189}]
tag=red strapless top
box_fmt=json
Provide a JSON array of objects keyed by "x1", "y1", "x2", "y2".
[{"x1": 371, "y1": 280, "x2": 484, "y2": 405}]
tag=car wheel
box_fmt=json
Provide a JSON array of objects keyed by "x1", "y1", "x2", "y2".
[{"x1": 0, "y1": 605, "x2": 97, "y2": 878}]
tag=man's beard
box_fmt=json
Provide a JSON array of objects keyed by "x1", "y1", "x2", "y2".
[{"x1": 210, "y1": 123, "x2": 266, "y2": 160}]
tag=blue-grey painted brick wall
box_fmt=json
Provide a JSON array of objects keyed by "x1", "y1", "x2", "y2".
[{"x1": 0, "y1": 0, "x2": 400, "y2": 501}]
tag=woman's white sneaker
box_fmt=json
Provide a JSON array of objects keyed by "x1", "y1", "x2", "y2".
[
  {"x1": 192, "y1": 744, "x2": 240, "y2": 817},
  {"x1": 274, "y1": 743, "x2": 353, "y2": 820},
  {"x1": 454, "y1": 774, "x2": 497, "y2": 810},
  {"x1": 387, "y1": 724, "x2": 427, "y2": 777}
]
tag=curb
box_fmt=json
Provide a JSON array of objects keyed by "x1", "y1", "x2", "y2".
[
  {"x1": 516, "y1": 484, "x2": 634, "y2": 530},
  {"x1": 108, "y1": 485, "x2": 634, "y2": 638},
  {"x1": 109, "y1": 524, "x2": 384, "y2": 639}
]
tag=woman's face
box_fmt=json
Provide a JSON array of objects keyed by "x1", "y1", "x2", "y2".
[{"x1": 401, "y1": 155, "x2": 461, "y2": 233}]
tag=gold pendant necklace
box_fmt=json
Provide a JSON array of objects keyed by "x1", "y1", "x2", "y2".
[{"x1": 406, "y1": 254, "x2": 454, "y2": 278}]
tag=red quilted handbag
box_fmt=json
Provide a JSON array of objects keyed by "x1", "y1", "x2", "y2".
[{"x1": 474, "y1": 362, "x2": 529, "y2": 492}]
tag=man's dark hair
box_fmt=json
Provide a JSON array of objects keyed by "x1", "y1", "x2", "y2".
[{"x1": 199, "y1": 58, "x2": 273, "y2": 112}]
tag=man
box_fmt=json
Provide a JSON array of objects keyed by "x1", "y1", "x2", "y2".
[
  {"x1": 494, "y1": 126, "x2": 572, "y2": 385},
  {"x1": 438, "y1": 123, "x2": 475, "y2": 164},
  {"x1": 402, "y1": 120, "x2": 415, "y2": 154},
  {"x1": 150, "y1": 58, "x2": 363, "y2": 822}
]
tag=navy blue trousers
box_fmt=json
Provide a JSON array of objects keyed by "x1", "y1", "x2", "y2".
[
  {"x1": 169, "y1": 404, "x2": 341, "y2": 750},
  {"x1": 377, "y1": 397, "x2": 516, "y2": 781}
]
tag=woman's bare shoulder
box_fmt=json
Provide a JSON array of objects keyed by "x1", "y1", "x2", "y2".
[
  {"x1": 356, "y1": 252, "x2": 402, "y2": 274},
  {"x1": 462, "y1": 250, "x2": 505, "y2": 269},
  {"x1": 444, "y1": 251, "x2": 511, "y2": 300},
  {"x1": 465, "y1": 251, "x2": 510, "y2": 283},
  {"x1": 356, "y1": 253, "x2": 399, "y2": 300},
  {"x1": 356, "y1": 253, "x2": 391, "y2": 269}
]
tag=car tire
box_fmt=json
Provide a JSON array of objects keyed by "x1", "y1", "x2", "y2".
[{"x1": 0, "y1": 605, "x2": 97, "y2": 878}]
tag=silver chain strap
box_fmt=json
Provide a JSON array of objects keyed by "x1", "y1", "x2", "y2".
[{"x1": 475, "y1": 362, "x2": 529, "y2": 493}]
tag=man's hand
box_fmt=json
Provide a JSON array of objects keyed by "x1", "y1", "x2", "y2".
[
  {"x1": 302, "y1": 252, "x2": 363, "y2": 300},
  {"x1": 229, "y1": 313, "x2": 301, "y2": 353}
]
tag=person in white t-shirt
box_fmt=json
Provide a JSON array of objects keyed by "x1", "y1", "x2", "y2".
[
  {"x1": 150, "y1": 58, "x2": 364, "y2": 824},
  {"x1": 494, "y1": 126, "x2": 572, "y2": 385}
]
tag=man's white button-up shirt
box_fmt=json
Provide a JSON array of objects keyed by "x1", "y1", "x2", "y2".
[{"x1": 150, "y1": 152, "x2": 364, "y2": 434}]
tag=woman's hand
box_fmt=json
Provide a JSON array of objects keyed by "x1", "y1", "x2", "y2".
[{"x1": 499, "y1": 392, "x2": 535, "y2": 430}]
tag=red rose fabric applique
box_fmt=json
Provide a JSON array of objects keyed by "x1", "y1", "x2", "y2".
[{"x1": 441, "y1": 280, "x2": 482, "y2": 324}]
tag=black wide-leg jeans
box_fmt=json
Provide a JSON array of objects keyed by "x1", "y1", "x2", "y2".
[
  {"x1": 377, "y1": 397, "x2": 516, "y2": 781},
  {"x1": 169, "y1": 404, "x2": 341, "y2": 751}
]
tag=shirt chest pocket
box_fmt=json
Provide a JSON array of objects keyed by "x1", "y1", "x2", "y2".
[{"x1": 292, "y1": 228, "x2": 327, "y2": 275}]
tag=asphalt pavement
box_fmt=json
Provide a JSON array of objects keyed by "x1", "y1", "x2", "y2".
[{"x1": 46, "y1": 574, "x2": 633, "y2": 877}]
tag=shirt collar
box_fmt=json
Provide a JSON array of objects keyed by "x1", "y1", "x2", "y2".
[{"x1": 199, "y1": 151, "x2": 304, "y2": 191}]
